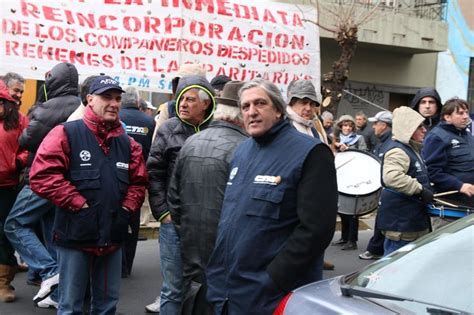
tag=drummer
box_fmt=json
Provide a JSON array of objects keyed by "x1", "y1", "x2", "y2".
[
  {"x1": 377, "y1": 107, "x2": 434, "y2": 256},
  {"x1": 331, "y1": 115, "x2": 367, "y2": 251},
  {"x1": 422, "y1": 98, "x2": 474, "y2": 228}
]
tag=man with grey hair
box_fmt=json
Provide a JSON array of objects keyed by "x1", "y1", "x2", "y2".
[
  {"x1": 321, "y1": 111, "x2": 335, "y2": 143},
  {"x1": 1, "y1": 72, "x2": 25, "y2": 106},
  {"x1": 168, "y1": 81, "x2": 247, "y2": 314},
  {"x1": 146, "y1": 75, "x2": 215, "y2": 313},
  {"x1": 355, "y1": 111, "x2": 377, "y2": 151},
  {"x1": 206, "y1": 79, "x2": 338, "y2": 314},
  {"x1": 119, "y1": 87, "x2": 155, "y2": 277}
]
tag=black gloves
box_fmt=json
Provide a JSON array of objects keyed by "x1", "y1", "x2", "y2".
[{"x1": 419, "y1": 187, "x2": 434, "y2": 204}]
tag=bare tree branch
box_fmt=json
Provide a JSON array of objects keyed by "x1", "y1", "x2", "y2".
[{"x1": 357, "y1": 0, "x2": 383, "y2": 26}]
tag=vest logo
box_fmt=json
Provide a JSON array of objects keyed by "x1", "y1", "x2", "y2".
[
  {"x1": 414, "y1": 161, "x2": 422, "y2": 172},
  {"x1": 451, "y1": 139, "x2": 460, "y2": 148},
  {"x1": 227, "y1": 167, "x2": 238, "y2": 185},
  {"x1": 80, "y1": 150, "x2": 91, "y2": 162},
  {"x1": 116, "y1": 162, "x2": 129, "y2": 170},
  {"x1": 125, "y1": 126, "x2": 149, "y2": 135},
  {"x1": 254, "y1": 175, "x2": 282, "y2": 185}
]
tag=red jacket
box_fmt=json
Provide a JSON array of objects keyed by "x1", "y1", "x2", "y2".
[
  {"x1": 0, "y1": 113, "x2": 29, "y2": 188},
  {"x1": 30, "y1": 106, "x2": 148, "y2": 212}
]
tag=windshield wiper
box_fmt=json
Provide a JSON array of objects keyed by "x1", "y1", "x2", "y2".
[{"x1": 340, "y1": 284, "x2": 469, "y2": 315}]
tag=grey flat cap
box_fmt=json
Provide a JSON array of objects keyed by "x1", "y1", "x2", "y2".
[{"x1": 287, "y1": 80, "x2": 322, "y2": 105}]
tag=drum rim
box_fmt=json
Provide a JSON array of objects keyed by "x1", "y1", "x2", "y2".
[{"x1": 339, "y1": 189, "x2": 381, "y2": 198}]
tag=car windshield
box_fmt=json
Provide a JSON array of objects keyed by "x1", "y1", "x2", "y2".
[{"x1": 346, "y1": 215, "x2": 474, "y2": 314}]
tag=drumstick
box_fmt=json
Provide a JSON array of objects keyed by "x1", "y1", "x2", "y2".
[
  {"x1": 433, "y1": 198, "x2": 459, "y2": 208},
  {"x1": 433, "y1": 190, "x2": 459, "y2": 197},
  {"x1": 336, "y1": 157, "x2": 355, "y2": 170}
]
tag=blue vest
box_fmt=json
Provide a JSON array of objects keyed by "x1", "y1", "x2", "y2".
[
  {"x1": 54, "y1": 120, "x2": 131, "y2": 247},
  {"x1": 430, "y1": 125, "x2": 474, "y2": 186},
  {"x1": 206, "y1": 120, "x2": 321, "y2": 314},
  {"x1": 377, "y1": 141, "x2": 430, "y2": 232}
]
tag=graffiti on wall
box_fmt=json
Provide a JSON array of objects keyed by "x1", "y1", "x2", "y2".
[{"x1": 337, "y1": 81, "x2": 389, "y2": 117}]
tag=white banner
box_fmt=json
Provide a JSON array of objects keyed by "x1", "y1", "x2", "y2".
[{"x1": 1, "y1": 0, "x2": 320, "y2": 94}]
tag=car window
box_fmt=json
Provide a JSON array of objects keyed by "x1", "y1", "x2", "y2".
[{"x1": 348, "y1": 216, "x2": 474, "y2": 313}]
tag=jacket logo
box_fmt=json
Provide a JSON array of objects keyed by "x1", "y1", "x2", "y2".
[
  {"x1": 254, "y1": 175, "x2": 281, "y2": 185},
  {"x1": 116, "y1": 162, "x2": 129, "y2": 170},
  {"x1": 125, "y1": 126, "x2": 149, "y2": 135},
  {"x1": 451, "y1": 139, "x2": 460, "y2": 148},
  {"x1": 227, "y1": 167, "x2": 238, "y2": 186},
  {"x1": 80, "y1": 150, "x2": 91, "y2": 162}
]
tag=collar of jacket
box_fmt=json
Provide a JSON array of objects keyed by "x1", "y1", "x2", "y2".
[
  {"x1": 439, "y1": 121, "x2": 468, "y2": 134},
  {"x1": 83, "y1": 105, "x2": 124, "y2": 140},
  {"x1": 253, "y1": 118, "x2": 288, "y2": 145},
  {"x1": 209, "y1": 119, "x2": 247, "y2": 135}
]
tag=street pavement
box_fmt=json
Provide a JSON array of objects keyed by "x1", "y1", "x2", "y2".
[{"x1": 1, "y1": 220, "x2": 376, "y2": 314}]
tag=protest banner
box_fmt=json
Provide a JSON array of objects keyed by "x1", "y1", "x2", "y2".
[{"x1": 1, "y1": 0, "x2": 320, "y2": 94}]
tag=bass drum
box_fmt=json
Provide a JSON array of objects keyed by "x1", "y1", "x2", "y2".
[{"x1": 335, "y1": 149, "x2": 381, "y2": 216}]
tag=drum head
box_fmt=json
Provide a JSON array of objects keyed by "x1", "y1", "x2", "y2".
[{"x1": 335, "y1": 149, "x2": 381, "y2": 196}]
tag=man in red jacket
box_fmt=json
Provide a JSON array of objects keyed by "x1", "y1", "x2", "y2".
[{"x1": 30, "y1": 76, "x2": 148, "y2": 314}]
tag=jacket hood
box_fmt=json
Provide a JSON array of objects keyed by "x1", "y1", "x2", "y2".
[
  {"x1": 409, "y1": 87, "x2": 442, "y2": 113},
  {"x1": 45, "y1": 63, "x2": 79, "y2": 100},
  {"x1": 392, "y1": 106, "x2": 424, "y2": 145},
  {"x1": 175, "y1": 76, "x2": 216, "y2": 130}
]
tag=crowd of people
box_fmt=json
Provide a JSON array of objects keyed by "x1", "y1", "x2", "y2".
[{"x1": 0, "y1": 62, "x2": 472, "y2": 314}]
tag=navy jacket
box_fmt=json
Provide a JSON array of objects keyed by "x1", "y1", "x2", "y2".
[
  {"x1": 422, "y1": 122, "x2": 474, "y2": 205},
  {"x1": 206, "y1": 120, "x2": 338, "y2": 314},
  {"x1": 54, "y1": 120, "x2": 131, "y2": 247},
  {"x1": 372, "y1": 130, "x2": 393, "y2": 160},
  {"x1": 119, "y1": 105, "x2": 155, "y2": 160}
]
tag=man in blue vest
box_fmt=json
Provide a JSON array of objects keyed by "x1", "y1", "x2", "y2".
[
  {"x1": 377, "y1": 106, "x2": 433, "y2": 256},
  {"x1": 422, "y1": 98, "x2": 473, "y2": 226},
  {"x1": 29, "y1": 76, "x2": 148, "y2": 314},
  {"x1": 206, "y1": 79, "x2": 338, "y2": 314}
]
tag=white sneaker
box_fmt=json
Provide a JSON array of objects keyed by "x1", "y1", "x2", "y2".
[
  {"x1": 145, "y1": 296, "x2": 161, "y2": 313},
  {"x1": 36, "y1": 295, "x2": 59, "y2": 309},
  {"x1": 33, "y1": 273, "x2": 59, "y2": 302}
]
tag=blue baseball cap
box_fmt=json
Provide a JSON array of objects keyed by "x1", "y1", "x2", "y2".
[{"x1": 89, "y1": 75, "x2": 125, "y2": 95}]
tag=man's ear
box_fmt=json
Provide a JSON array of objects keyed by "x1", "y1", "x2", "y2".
[{"x1": 86, "y1": 94, "x2": 94, "y2": 105}]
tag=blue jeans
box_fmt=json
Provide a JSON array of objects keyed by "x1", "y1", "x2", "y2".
[
  {"x1": 57, "y1": 246, "x2": 122, "y2": 315},
  {"x1": 383, "y1": 239, "x2": 410, "y2": 256},
  {"x1": 4, "y1": 185, "x2": 58, "y2": 281},
  {"x1": 159, "y1": 222, "x2": 183, "y2": 315}
]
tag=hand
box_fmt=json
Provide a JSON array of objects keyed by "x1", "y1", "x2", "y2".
[
  {"x1": 460, "y1": 183, "x2": 474, "y2": 197},
  {"x1": 339, "y1": 143, "x2": 348, "y2": 152},
  {"x1": 419, "y1": 187, "x2": 434, "y2": 204}
]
